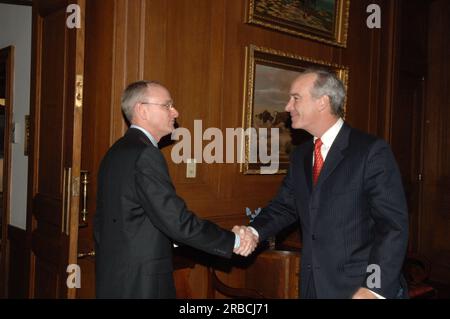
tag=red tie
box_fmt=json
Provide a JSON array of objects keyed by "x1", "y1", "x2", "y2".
[{"x1": 313, "y1": 138, "x2": 324, "y2": 186}]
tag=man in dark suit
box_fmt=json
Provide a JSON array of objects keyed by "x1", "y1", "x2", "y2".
[
  {"x1": 94, "y1": 81, "x2": 255, "y2": 298},
  {"x1": 239, "y1": 69, "x2": 409, "y2": 299}
]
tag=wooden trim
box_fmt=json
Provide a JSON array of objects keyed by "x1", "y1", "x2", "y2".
[
  {"x1": 367, "y1": 22, "x2": 381, "y2": 136},
  {"x1": 110, "y1": 0, "x2": 127, "y2": 144},
  {"x1": 26, "y1": 3, "x2": 43, "y2": 298},
  {"x1": 0, "y1": 0, "x2": 32, "y2": 6},
  {"x1": 383, "y1": 0, "x2": 401, "y2": 143},
  {"x1": 67, "y1": 0, "x2": 86, "y2": 299},
  {"x1": 0, "y1": 45, "x2": 14, "y2": 299}
]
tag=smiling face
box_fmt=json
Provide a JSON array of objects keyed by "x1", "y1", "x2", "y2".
[
  {"x1": 133, "y1": 85, "x2": 179, "y2": 141},
  {"x1": 284, "y1": 73, "x2": 323, "y2": 135}
]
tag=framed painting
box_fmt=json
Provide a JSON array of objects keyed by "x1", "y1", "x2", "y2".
[
  {"x1": 241, "y1": 45, "x2": 349, "y2": 174},
  {"x1": 246, "y1": 0, "x2": 350, "y2": 47}
]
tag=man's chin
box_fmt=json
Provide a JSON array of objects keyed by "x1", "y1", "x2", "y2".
[{"x1": 165, "y1": 127, "x2": 176, "y2": 136}]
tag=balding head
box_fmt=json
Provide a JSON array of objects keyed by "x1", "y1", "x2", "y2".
[{"x1": 121, "y1": 81, "x2": 167, "y2": 122}]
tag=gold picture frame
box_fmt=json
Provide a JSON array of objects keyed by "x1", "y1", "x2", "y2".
[
  {"x1": 241, "y1": 45, "x2": 349, "y2": 174},
  {"x1": 246, "y1": 0, "x2": 350, "y2": 48}
]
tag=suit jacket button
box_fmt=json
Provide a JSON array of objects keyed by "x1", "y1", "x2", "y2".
[{"x1": 312, "y1": 234, "x2": 316, "y2": 240}]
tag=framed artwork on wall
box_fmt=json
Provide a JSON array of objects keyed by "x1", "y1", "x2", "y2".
[
  {"x1": 246, "y1": 0, "x2": 350, "y2": 47},
  {"x1": 241, "y1": 45, "x2": 348, "y2": 174}
]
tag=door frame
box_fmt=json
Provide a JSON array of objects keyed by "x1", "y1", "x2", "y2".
[{"x1": 0, "y1": 45, "x2": 14, "y2": 298}]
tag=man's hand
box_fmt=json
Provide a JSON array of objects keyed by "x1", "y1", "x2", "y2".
[
  {"x1": 232, "y1": 225, "x2": 259, "y2": 256},
  {"x1": 352, "y1": 287, "x2": 379, "y2": 299}
]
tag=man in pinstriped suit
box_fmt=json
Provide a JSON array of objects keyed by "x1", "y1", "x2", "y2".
[{"x1": 239, "y1": 69, "x2": 409, "y2": 299}]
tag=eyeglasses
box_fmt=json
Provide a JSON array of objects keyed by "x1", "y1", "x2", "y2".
[{"x1": 140, "y1": 100, "x2": 174, "y2": 111}]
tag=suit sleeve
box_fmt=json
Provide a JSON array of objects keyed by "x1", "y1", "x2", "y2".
[
  {"x1": 134, "y1": 147, "x2": 235, "y2": 258},
  {"x1": 363, "y1": 139, "x2": 409, "y2": 298},
  {"x1": 250, "y1": 153, "x2": 299, "y2": 241}
]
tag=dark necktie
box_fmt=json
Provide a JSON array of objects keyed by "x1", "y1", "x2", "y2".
[{"x1": 313, "y1": 138, "x2": 324, "y2": 186}]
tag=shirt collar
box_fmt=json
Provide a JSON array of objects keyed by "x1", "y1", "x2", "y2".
[
  {"x1": 314, "y1": 117, "x2": 344, "y2": 148},
  {"x1": 130, "y1": 124, "x2": 158, "y2": 147}
]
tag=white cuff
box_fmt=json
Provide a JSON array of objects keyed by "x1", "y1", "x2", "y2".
[
  {"x1": 247, "y1": 226, "x2": 260, "y2": 238},
  {"x1": 369, "y1": 290, "x2": 385, "y2": 299}
]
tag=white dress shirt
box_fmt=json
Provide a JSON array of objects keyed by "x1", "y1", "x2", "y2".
[{"x1": 313, "y1": 117, "x2": 344, "y2": 164}]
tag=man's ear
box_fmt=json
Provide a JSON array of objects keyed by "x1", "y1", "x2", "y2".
[
  {"x1": 135, "y1": 103, "x2": 146, "y2": 120},
  {"x1": 318, "y1": 95, "x2": 330, "y2": 112}
]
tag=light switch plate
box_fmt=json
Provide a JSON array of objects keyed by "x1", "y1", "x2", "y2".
[{"x1": 186, "y1": 158, "x2": 197, "y2": 178}]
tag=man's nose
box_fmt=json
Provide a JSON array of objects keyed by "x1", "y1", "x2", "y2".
[
  {"x1": 171, "y1": 107, "x2": 179, "y2": 118},
  {"x1": 285, "y1": 100, "x2": 292, "y2": 112}
]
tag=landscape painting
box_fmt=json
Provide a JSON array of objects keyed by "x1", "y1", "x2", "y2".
[{"x1": 247, "y1": 0, "x2": 350, "y2": 47}]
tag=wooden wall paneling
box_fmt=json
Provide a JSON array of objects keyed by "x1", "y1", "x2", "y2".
[
  {"x1": 124, "y1": 0, "x2": 145, "y2": 85},
  {"x1": 163, "y1": 0, "x2": 223, "y2": 204},
  {"x1": 341, "y1": 0, "x2": 379, "y2": 133},
  {"x1": 109, "y1": 0, "x2": 130, "y2": 143},
  {"x1": 390, "y1": 0, "x2": 430, "y2": 255},
  {"x1": 77, "y1": 0, "x2": 117, "y2": 299},
  {"x1": 143, "y1": 0, "x2": 167, "y2": 83},
  {"x1": 143, "y1": 0, "x2": 232, "y2": 217},
  {"x1": 384, "y1": 0, "x2": 429, "y2": 268},
  {"x1": 422, "y1": 0, "x2": 450, "y2": 283},
  {"x1": 378, "y1": 0, "x2": 400, "y2": 141}
]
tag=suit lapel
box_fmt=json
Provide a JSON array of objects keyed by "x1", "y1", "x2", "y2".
[{"x1": 314, "y1": 123, "x2": 350, "y2": 189}]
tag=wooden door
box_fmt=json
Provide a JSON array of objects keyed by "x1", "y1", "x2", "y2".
[
  {"x1": 0, "y1": 46, "x2": 14, "y2": 298},
  {"x1": 392, "y1": 74, "x2": 425, "y2": 253},
  {"x1": 421, "y1": 0, "x2": 450, "y2": 283},
  {"x1": 27, "y1": 0, "x2": 85, "y2": 298}
]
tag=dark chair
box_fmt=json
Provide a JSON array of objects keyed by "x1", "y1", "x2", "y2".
[
  {"x1": 403, "y1": 253, "x2": 437, "y2": 298},
  {"x1": 207, "y1": 267, "x2": 266, "y2": 299}
]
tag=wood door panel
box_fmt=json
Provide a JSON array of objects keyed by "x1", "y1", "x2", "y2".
[
  {"x1": 77, "y1": 257, "x2": 95, "y2": 298},
  {"x1": 28, "y1": 0, "x2": 85, "y2": 298},
  {"x1": 33, "y1": 194, "x2": 63, "y2": 228},
  {"x1": 37, "y1": 12, "x2": 66, "y2": 197},
  {"x1": 34, "y1": 259, "x2": 58, "y2": 298},
  {"x1": 32, "y1": 4, "x2": 70, "y2": 298},
  {"x1": 36, "y1": 0, "x2": 67, "y2": 16},
  {"x1": 31, "y1": 232, "x2": 63, "y2": 264}
]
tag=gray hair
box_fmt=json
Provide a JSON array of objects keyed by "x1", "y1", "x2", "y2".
[
  {"x1": 121, "y1": 80, "x2": 164, "y2": 121},
  {"x1": 303, "y1": 68, "x2": 346, "y2": 117}
]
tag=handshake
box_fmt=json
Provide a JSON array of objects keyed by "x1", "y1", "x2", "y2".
[{"x1": 231, "y1": 226, "x2": 259, "y2": 257}]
